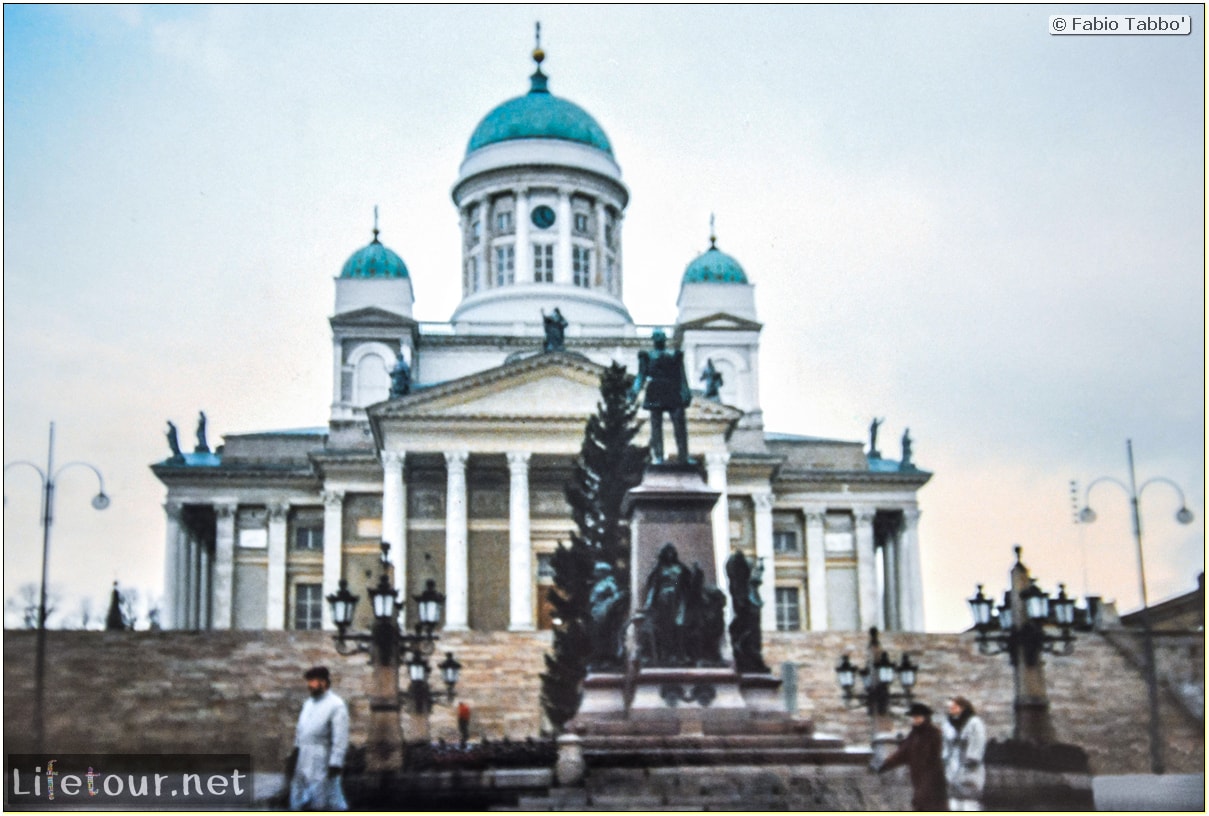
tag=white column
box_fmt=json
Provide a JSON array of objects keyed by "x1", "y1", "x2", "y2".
[
  {"x1": 804, "y1": 509, "x2": 828, "y2": 631},
  {"x1": 211, "y1": 502, "x2": 236, "y2": 630},
  {"x1": 163, "y1": 502, "x2": 183, "y2": 630},
  {"x1": 381, "y1": 451, "x2": 407, "y2": 622},
  {"x1": 705, "y1": 452, "x2": 731, "y2": 596},
  {"x1": 507, "y1": 451, "x2": 534, "y2": 631},
  {"x1": 266, "y1": 502, "x2": 288, "y2": 630},
  {"x1": 883, "y1": 530, "x2": 901, "y2": 631},
  {"x1": 900, "y1": 508, "x2": 924, "y2": 631},
  {"x1": 321, "y1": 490, "x2": 345, "y2": 631},
  {"x1": 184, "y1": 534, "x2": 197, "y2": 630},
  {"x1": 515, "y1": 188, "x2": 531, "y2": 282},
  {"x1": 444, "y1": 451, "x2": 470, "y2": 631},
  {"x1": 331, "y1": 338, "x2": 343, "y2": 407},
  {"x1": 196, "y1": 540, "x2": 209, "y2": 628},
  {"x1": 855, "y1": 507, "x2": 879, "y2": 631},
  {"x1": 752, "y1": 491, "x2": 777, "y2": 632},
  {"x1": 556, "y1": 189, "x2": 572, "y2": 284},
  {"x1": 477, "y1": 196, "x2": 490, "y2": 286}
]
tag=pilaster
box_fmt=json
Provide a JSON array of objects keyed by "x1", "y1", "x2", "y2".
[
  {"x1": 266, "y1": 502, "x2": 289, "y2": 630},
  {"x1": 212, "y1": 502, "x2": 237, "y2": 629},
  {"x1": 322, "y1": 490, "x2": 345, "y2": 631},
  {"x1": 854, "y1": 506, "x2": 878, "y2": 631},
  {"x1": 804, "y1": 509, "x2": 828, "y2": 631},
  {"x1": 752, "y1": 491, "x2": 776, "y2": 632}
]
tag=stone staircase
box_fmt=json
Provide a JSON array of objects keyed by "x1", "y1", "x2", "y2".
[{"x1": 497, "y1": 763, "x2": 909, "y2": 811}]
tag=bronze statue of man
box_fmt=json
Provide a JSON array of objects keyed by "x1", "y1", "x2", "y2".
[{"x1": 631, "y1": 329, "x2": 692, "y2": 464}]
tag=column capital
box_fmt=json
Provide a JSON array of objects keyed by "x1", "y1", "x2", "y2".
[
  {"x1": 322, "y1": 489, "x2": 346, "y2": 509},
  {"x1": 268, "y1": 502, "x2": 290, "y2": 521},
  {"x1": 214, "y1": 501, "x2": 238, "y2": 519},
  {"x1": 902, "y1": 507, "x2": 922, "y2": 524},
  {"x1": 444, "y1": 450, "x2": 470, "y2": 469},
  {"x1": 854, "y1": 507, "x2": 876, "y2": 525},
  {"x1": 506, "y1": 451, "x2": 532, "y2": 471},
  {"x1": 804, "y1": 511, "x2": 825, "y2": 526},
  {"x1": 382, "y1": 450, "x2": 405, "y2": 468},
  {"x1": 164, "y1": 501, "x2": 185, "y2": 521},
  {"x1": 752, "y1": 491, "x2": 775, "y2": 512},
  {"x1": 705, "y1": 451, "x2": 731, "y2": 469}
]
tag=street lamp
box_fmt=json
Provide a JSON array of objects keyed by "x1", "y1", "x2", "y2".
[
  {"x1": 836, "y1": 627, "x2": 920, "y2": 716},
  {"x1": 4, "y1": 422, "x2": 109, "y2": 753},
  {"x1": 326, "y1": 544, "x2": 461, "y2": 772},
  {"x1": 1079, "y1": 439, "x2": 1195, "y2": 775},
  {"x1": 968, "y1": 546, "x2": 1089, "y2": 743}
]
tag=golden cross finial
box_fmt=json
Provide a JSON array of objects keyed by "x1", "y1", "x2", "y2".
[
  {"x1": 372, "y1": 205, "x2": 380, "y2": 243},
  {"x1": 533, "y1": 22, "x2": 545, "y2": 64},
  {"x1": 709, "y1": 212, "x2": 717, "y2": 248}
]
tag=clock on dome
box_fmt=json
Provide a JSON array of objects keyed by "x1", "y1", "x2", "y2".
[{"x1": 530, "y1": 205, "x2": 556, "y2": 229}]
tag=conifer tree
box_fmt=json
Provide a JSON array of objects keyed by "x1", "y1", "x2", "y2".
[{"x1": 540, "y1": 362, "x2": 647, "y2": 731}]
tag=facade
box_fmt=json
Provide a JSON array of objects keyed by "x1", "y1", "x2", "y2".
[{"x1": 152, "y1": 41, "x2": 931, "y2": 638}]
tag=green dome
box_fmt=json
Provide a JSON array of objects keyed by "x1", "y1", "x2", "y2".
[
  {"x1": 683, "y1": 245, "x2": 748, "y2": 284},
  {"x1": 341, "y1": 230, "x2": 409, "y2": 279},
  {"x1": 466, "y1": 69, "x2": 613, "y2": 157}
]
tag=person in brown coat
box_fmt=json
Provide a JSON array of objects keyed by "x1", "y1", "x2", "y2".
[{"x1": 876, "y1": 702, "x2": 948, "y2": 811}]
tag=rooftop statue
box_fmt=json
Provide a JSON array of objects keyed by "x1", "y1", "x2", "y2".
[
  {"x1": 166, "y1": 421, "x2": 184, "y2": 463},
  {"x1": 869, "y1": 416, "x2": 884, "y2": 459},
  {"x1": 195, "y1": 411, "x2": 210, "y2": 454},
  {"x1": 900, "y1": 428, "x2": 915, "y2": 470},
  {"x1": 541, "y1": 307, "x2": 568, "y2": 353},
  {"x1": 630, "y1": 329, "x2": 692, "y2": 464},
  {"x1": 389, "y1": 353, "x2": 412, "y2": 398},
  {"x1": 700, "y1": 358, "x2": 723, "y2": 402}
]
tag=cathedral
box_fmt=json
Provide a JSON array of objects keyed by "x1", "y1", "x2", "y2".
[{"x1": 152, "y1": 37, "x2": 931, "y2": 640}]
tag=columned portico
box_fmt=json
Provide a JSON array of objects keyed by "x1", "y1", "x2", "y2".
[
  {"x1": 804, "y1": 509, "x2": 827, "y2": 631},
  {"x1": 381, "y1": 451, "x2": 407, "y2": 621},
  {"x1": 321, "y1": 489, "x2": 345, "y2": 631},
  {"x1": 507, "y1": 451, "x2": 534, "y2": 631},
  {"x1": 752, "y1": 491, "x2": 776, "y2": 632},
  {"x1": 266, "y1": 502, "x2": 288, "y2": 630},
  {"x1": 444, "y1": 451, "x2": 470, "y2": 631},
  {"x1": 854, "y1": 506, "x2": 878, "y2": 631},
  {"x1": 212, "y1": 502, "x2": 236, "y2": 630}
]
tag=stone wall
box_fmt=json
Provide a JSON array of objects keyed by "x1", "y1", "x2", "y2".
[{"x1": 4, "y1": 629, "x2": 1202, "y2": 776}]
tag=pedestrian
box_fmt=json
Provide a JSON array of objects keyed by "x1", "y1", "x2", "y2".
[
  {"x1": 942, "y1": 696, "x2": 987, "y2": 811},
  {"x1": 286, "y1": 666, "x2": 349, "y2": 811},
  {"x1": 457, "y1": 701, "x2": 471, "y2": 748},
  {"x1": 875, "y1": 702, "x2": 948, "y2": 811}
]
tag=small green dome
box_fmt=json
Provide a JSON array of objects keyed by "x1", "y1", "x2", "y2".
[
  {"x1": 682, "y1": 245, "x2": 748, "y2": 284},
  {"x1": 341, "y1": 229, "x2": 409, "y2": 279},
  {"x1": 466, "y1": 67, "x2": 613, "y2": 157}
]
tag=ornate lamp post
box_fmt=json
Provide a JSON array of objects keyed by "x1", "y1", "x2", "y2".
[
  {"x1": 968, "y1": 546, "x2": 1089, "y2": 743},
  {"x1": 4, "y1": 422, "x2": 109, "y2": 753},
  {"x1": 326, "y1": 543, "x2": 461, "y2": 772},
  {"x1": 836, "y1": 627, "x2": 920, "y2": 753},
  {"x1": 1079, "y1": 439, "x2": 1195, "y2": 774}
]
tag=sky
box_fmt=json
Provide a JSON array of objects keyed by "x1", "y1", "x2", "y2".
[{"x1": 3, "y1": 4, "x2": 1204, "y2": 632}]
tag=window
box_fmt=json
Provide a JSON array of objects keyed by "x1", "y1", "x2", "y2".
[
  {"x1": 467, "y1": 256, "x2": 481, "y2": 292},
  {"x1": 355, "y1": 353, "x2": 390, "y2": 406},
  {"x1": 494, "y1": 245, "x2": 515, "y2": 285},
  {"x1": 604, "y1": 221, "x2": 615, "y2": 248},
  {"x1": 573, "y1": 212, "x2": 589, "y2": 234},
  {"x1": 606, "y1": 257, "x2": 616, "y2": 292},
  {"x1": 533, "y1": 244, "x2": 554, "y2": 282},
  {"x1": 294, "y1": 584, "x2": 323, "y2": 630},
  {"x1": 496, "y1": 211, "x2": 513, "y2": 232},
  {"x1": 470, "y1": 219, "x2": 481, "y2": 242},
  {"x1": 295, "y1": 526, "x2": 323, "y2": 551},
  {"x1": 774, "y1": 530, "x2": 800, "y2": 555},
  {"x1": 572, "y1": 246, "x2": 592, "y2": 288},
  {"x1": 776, "y1": 587, "x2": 801, "y2": 631},
  {"x1": 537, "y1": 553, "x2": 556, "y2": 581}
]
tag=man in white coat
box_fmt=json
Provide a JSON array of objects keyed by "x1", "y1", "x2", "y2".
[
  {"x1": 942, "y1": 695, "x2": 987, "y2": 811},
  {"x1": 288, "y1": 666, "x2": 350, "y2": 811}
]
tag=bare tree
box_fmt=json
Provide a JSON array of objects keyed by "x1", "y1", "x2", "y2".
[
  {"x1": 5, "y1": 583, "x2": 58, "y2": 629},
  {"x1": 119, "y1": 588, "x2": 141, "y2": 630}
]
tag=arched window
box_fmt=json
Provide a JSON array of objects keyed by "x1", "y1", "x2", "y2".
[{"x1": 356, "y1": 353, "x2": 390, "y2": 406}]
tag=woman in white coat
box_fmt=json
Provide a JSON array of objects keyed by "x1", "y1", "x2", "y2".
[{"x1": 942, "y1": 696, "x2": 987, "y2": 811}]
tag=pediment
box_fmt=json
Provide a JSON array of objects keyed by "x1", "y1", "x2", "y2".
[
  {"x1": 329, "y1": 307, "x2": 415, "y2": 329},
  {"x1": 371, "y1": 352, "x2": 607, "y2": 420},
  {"x1": 676, "y1": 312, "x2": 763, "y2": 333}
]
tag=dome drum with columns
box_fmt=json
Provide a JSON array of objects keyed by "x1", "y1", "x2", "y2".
[{"x1": 152, "y1": 33, "x2": 930, "y2": 641}]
